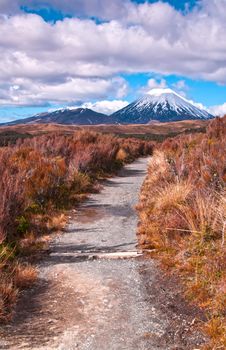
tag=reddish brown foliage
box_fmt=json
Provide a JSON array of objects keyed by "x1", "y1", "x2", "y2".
[
  {"x1": 0, "y1": 131, "x2": 152, "y2": 244},
  {"x1": 161, "y1": 116, "x2": 226, "y2": 190},
  {"x1": 137, "y1": 116, "x2": 226, "y2": 348},
  {"x1": 0, "y1": 130, "x2": 153, "y2": 322}
]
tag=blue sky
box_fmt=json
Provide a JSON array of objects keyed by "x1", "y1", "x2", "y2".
[
  {"x1": 134, "y1": 0, "x2": 198, "y2": 9},
  {"x1": 0, "y1": 0, "x2": 226, "y2": 121},
  {"x1": 22, "y1": 0, "x2": 199, "y2": 21}
]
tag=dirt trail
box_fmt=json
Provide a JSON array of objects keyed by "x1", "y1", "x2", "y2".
[{"x1": 0, "y1": 158, "x2": 205, "y2": 350}]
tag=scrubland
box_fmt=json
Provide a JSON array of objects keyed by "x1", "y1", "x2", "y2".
[
  {"x1": 137, "y1": 116, "x2": 226, "y2": 349},
  {"x1": 0, "y1": 130, "x2": 153, "y2": 322},
  {"x1": 0, "y1": 119, "x2": 208, "y2": 145},
  {"x1": 1, "y1": 116, "x2": 225, "y2": 348}
]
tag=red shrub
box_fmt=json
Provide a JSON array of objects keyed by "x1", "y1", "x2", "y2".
[{"x1": 0, "y1": 130, "x2": 153, "y2": 244}]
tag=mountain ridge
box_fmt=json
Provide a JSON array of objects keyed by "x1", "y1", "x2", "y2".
[
  {"x1": 1, "y1": 108, "x2": 113, "y2": 126},
  {"x1": 0, "y1": 89, "x2": 214, "y2": 126}
]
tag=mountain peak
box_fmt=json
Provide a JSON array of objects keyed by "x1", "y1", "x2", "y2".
[{"x1": 111, "y1": 88, "x2": 214, "y2": 123}]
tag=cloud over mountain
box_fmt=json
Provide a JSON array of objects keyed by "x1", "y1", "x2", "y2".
[
  {"x1": 209, "y1": 103, "x2": 226, "y2": 116},
  {"x1": 81, "y1": 100, "x2": 129, "y2": 115}
]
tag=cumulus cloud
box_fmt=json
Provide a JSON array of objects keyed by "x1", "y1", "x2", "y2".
[
  {"x1": 81, "y1": 100, "x2": 129, "y2": 115},
  {"x1": 140, "y1": 78, "x2": 167, "y2": 94},
  {"x1": 0, "y1": 0, "x2": 226, "y2": 106},
  {"x1": 140, "y1": 78, "x2": 191, "y2": 98},
  {"x1": 147, "y1": 78, "x2": 167, "y2": 90},
  {"x1": 209, "y1": 103, "x2": 226, "y2": 116},
  {"x1": 0, "y1": 76, "x2": 128, "y2": 106},
  {"x1": 189, "y1": 100, "x2": 209, "y2": 111}
]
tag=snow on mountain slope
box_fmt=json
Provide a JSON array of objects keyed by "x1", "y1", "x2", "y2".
[{"x1": 111, "y1": 88, "x2": 213, "y2": 124}]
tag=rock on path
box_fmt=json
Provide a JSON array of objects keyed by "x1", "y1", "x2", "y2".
[{"x1": 0, "y1": 158, "x2": 206, "y2": 350}]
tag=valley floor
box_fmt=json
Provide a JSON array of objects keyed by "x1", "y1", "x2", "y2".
[{"x1": 0, "y1": 158, "x2": 206, "y2": 350}]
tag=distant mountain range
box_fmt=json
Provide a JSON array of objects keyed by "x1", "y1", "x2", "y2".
[
  {"x1": 2, "y1": 108, "x2": 113, "y2": 126},
  {"x1": 1, "y1": 89, "x2": 214, "y2": 126}
]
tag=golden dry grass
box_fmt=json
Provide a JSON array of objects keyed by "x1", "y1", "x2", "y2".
[
  {"x1": 46, "y1": 214, "x2": 67, "y2": 232},
  {"x1": 154, "y1": 181, "x2": 192, "y2": 212},
  {"x1": 13, "y1": 263, "x2": 37, "y2": 288},
  {"x1": 137, "y1": 117, "x2": 226, "y2": 349},
  {"x1": 116, "y1": 148, "x2": 129, "y2": 162}
]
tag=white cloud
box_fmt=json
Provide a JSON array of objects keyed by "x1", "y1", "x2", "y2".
[
  {"x1": 140, "y1": 78, "x2": 191, "y2": 98},
  {"x1": 81, "y1": 100, "x2": 129, "y2": 115},
  {"x1": 140, "y1": 78, "x2": 167, "y2": 95},
  {"x1": 0, "y1": 1, "x2": 226, "y2": 106},
  {"x1": 184, "y1": 99, "x2": 226, "y2": 117},
  {"x1": 209, "y1": 103, "x2": 226, "y2": 116},
  {"x1": 147, "y1": 78, "x2": 167, "y2": 90},
  {"x1": 0, "y1": 76, "x2": 128, "y2": 106},
  {"x1": 189, "y1": 100, "x2": 208, "y2": 110}
]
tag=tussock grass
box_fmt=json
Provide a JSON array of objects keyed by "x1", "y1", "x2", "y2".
[
  {"x1": 154, "y1": 181, "x2": 193, "y2": 212},
  {"x1": 13, "y1": 263, "x2": 37, "y2": 288},
  {"x1": 46, "y1": 214, "x2": 67, "y2": 232},
  {"x1": 116, "y1": 148, "x2": 129, "y2": 163},
  {"x1": 137, "y1": 116, "x2": 226, "y2": 349}
]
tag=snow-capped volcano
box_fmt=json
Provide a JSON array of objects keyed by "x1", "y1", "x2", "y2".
[{"x1": 111, "y1": 88, "x2": 213, "y2": 123}]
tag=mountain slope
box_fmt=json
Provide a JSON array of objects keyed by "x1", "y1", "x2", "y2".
[
  {"x1": 2, "y1": 108, "x2": 112, "y2": 126},
  {"x1": 111, "y1": 88, "x2": 213, "y2": 123}
]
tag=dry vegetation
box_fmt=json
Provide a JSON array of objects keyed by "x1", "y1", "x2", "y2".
[
  {"x1": 0, "y1": 130, "x2": 153, "y2": 322},
  {"x1": 0, "y1": 119, "x2": 208, "y2": 144},
  {"x1": 137, "y1": 116, "x2": 226, "y2": 349}
]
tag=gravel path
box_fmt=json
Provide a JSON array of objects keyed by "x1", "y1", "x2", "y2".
[{"x1": 0, "y1": 158, "x2": 206, "y2": 350}]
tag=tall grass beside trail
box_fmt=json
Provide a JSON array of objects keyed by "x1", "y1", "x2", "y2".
[
  {"x1": 0, "y1": 130, "x2": 153, "y2": 322},
  {"x1": 137, "y1": 116, "x2": 226, "y2": 349}
]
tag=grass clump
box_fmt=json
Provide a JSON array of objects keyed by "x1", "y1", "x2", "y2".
[{"x1": 137, "y1": 116, "x2": 226, "y2": 349}]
